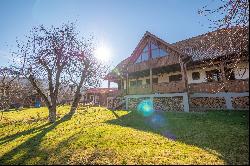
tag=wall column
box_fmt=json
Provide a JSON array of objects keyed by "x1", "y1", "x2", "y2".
[
  {"x1": 220, "y1": 62, "x2": 226, "y2": 82},
  {"x1": 108, "y1": 80, "x2": 110, "y2": 88},
  {"x1": 180, "y1": 60, "x2": 190, "y2": 112},
  {"x1": 180, "y1": 61, "x2": 188, "y2": 91},
  {"x1": 220, "y1": 62, "x2": 228, "y2": 92},
  {"x1": 183, "y1": 92, "x2": 190, "y2": 112},
  {"x1": 224, "y1": 95, "x2": 233, "y2": 110},
  {"x1": 126, "y1": 71, "x2": 129, "y2": 95},
  {"x1": 125, "y1": 96, "x2": 128, "y2": 110},
  {"x1": 150, "y1": 68, "x2": 153, "y2": 93}
]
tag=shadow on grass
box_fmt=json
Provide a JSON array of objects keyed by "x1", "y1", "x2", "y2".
[
  {"x1": 0, "y1": 123, "x2": 50, "y2": 145},
  {"x1": 0, "y1": 108, "x2": 31, "y2": 113},
  {"x1": 0, "y1": 112, "x2": 74, "y2": 165},
  {"x1": 106, "y1": 110, "x2": 249, "y2": 165}
]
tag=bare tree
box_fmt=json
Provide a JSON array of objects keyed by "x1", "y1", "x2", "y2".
[
  {"x1": 198, "y1": 0, "x2": 249, "y2": 29},
  {"x1": 0, "y1": 67, "x2": 35, "y2": 110},
  {"x1": 0, "y1": 67, "x2": 18, "y2": 110},
  {"x1": 13, "y1": 22, "x2": 107, "y2": 123}
]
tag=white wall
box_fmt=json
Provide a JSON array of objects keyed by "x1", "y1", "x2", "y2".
[
  {"x1": 187, "y1": 62, "x2": 249, "y2": 84},
  {"x1": 187, "y1": 66, "x2": 220, "y2": 84},
  {"x1": 234, "y1": 62, "x2": 249, "y2": 80},
  {"x1": 187, "y1": 69, "x2": 206, "y2": 84}
]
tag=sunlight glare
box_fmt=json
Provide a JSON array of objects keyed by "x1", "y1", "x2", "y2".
[{"x1": 94, "y1": 44, "x2": 112, "y2": 62}]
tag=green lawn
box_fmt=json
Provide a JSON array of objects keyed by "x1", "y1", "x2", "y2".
[{"x1": 0, "y1": 106, "x2": 249, "y2": 165}]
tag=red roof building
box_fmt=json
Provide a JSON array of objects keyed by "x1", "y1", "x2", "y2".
[{"x1": 83, "y1": 88, "x2": 119, "y2": 106}]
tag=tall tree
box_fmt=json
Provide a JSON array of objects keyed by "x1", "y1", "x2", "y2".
[{"x1": 13, "y1": 23, "x2": 107, "y2": 123}]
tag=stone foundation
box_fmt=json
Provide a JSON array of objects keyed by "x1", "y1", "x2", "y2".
[
  {"x1": 153, "y1": 97, "x2": 184, "y2": 112},
  {"x1": 232, "y1": 96, "x2": 249, "y2": 110}
]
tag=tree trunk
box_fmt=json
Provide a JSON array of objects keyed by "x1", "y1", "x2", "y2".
[
  {"x1": 70, "y1": 68, "x2": 86, "y2": 114},
  {"x1": 48, "y1": 105, "x2": 56, "y2": 123},
  {"x1": 70, "y1": 93, "x2": 82, "y2": 114}
]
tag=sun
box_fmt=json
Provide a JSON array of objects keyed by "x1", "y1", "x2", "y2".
[{"x1": 94, "y1": 45, "x2": 112, "y2": 62}]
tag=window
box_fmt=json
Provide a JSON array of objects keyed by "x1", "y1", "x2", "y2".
[
  {"x1": 145, "y1": 78, "x2": 158, "y2": 84},
  {"x1": 153, "y1": 78, "x2": 158, "y2": 84},
  {"x1": 130, "y1": 81, "x2": 136, "y2": 87},
  {"x1": 95, "y1": 95, "x2": 99, "y2": 103},
  {"x1": 192, "y1": 72, "x2": 200, "y2": 80},
  {"x1": 130, "y1": 80, "x2": 142, "y2": 86},
  {"x1": 151, "y1": 42, "x2": 168, "y2": 59},
  {"x1": 141, "y1": 52, "x2": 148, "y2": 62},
  {"x1": 169, "y1": 74, "x2": 182, "y2": 82},
  {"x1": 118, "y1": 81, "x2": 122, "y2": 90},
  {"x1": 90, "y1": 95, "x2": 94, "y2": 101},
  {"x1": 206, "y1": 69, "x2": 221, "y2": 82},
  {"x1": 137, "y1": 80, "x2": 142, "y2": 86},
  {"x1": 225, "y1": 68, "x2": 235, "y2": 80},
  {"x1": 134, "y1": 42, "x2": 169, "y2": 63},
  {"x1": 135, "y1": 44, "x2": 149, "y2": 64}
]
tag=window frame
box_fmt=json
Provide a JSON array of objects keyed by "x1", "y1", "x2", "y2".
[
  {"x1": 169, "y1": 74, "x2": 182, "y2": 82},
  {"x1": 192, "y1": 72, "x2": 200, "y2": 80},
  {"x1": 152, "y1": 77, "x2": 158, "y2": 84},
  {"x1": 205, "y1": 69, "x2": 222, "y2": 82}
]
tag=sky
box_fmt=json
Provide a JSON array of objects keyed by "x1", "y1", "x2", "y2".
[{"x1": 0, "y1": 0, "x2": 221, "y2": 87}]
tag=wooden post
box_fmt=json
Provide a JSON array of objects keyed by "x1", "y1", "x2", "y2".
[
  {"x1": 180, "y1": 60, "x2": 190, "y2": 112},
  {"x1": 220, "y1": 62, "x2": 226, "y2": 82},
  {"x1": 180, "y1": 61, "x2": 188, "y2": 91},
  {"x1": 126, "y1": 71, "x2": 129, "y2": 95},
  {"x1": 120, "y1": 79, "x2": 123, "y2": 93},
  {"x1": 108, "y1": 80, "x2": 110, "y2": 88},
  {"x1": 150, "y1": 68, "x2": 153, "y2": 93},
  {"x1": 220, "y1": 62, "x2": 228, "y2": 92}
]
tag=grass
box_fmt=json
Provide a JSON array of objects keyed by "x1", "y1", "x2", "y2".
[{"x1": 0, "y1": 106, "x2": 249, "y2": 165}]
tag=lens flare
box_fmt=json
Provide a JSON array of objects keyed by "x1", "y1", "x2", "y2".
[
  {"x1": 137, "y1": 99, "x2": 154, "y2": 117},
  {"x1": 149, "y1": 113, "x2": 166, "y2": 128}
]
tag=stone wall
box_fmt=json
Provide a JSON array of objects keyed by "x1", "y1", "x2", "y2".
[
  {"x1": 153, "y1": 97, "x2": 184, "y2": 112},
  {"x1": 232, "y1": 96, "x2": 249, "y2": 110},
  {"x1": 190, "y1": 97, "x2": 226, "y2": 111}
]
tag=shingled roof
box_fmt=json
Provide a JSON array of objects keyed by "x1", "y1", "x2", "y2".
[
  {"x1": 172, "y1": 26, "x2": 249, "y2": 62},
  {"x1": 105, "y1": 26, "x2": 248, "y2": 80}
]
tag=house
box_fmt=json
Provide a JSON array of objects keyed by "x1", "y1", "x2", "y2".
[
  {"x1": 83, "y1": 88, "x2": 120, "y2": 107},
  {"x1": 105, "y1": 27, "x2": 249, "y2": 112},
  {"x1": 23, "y1": 93, "x2": 44, "y2": 108}
]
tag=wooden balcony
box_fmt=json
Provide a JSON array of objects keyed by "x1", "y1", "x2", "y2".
[
  {"x1": 188, "y1": 79, "x2": 249, "y2": 93},
  {"x1": 128, "y1": 84, "x2": 151, "y2": 95},
  {"x1": 127, "y1": 81, "x2": 186, "y2": 95},
  {"x1": 153, "y1": 81, "x2": 186, "y2": 93}
]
